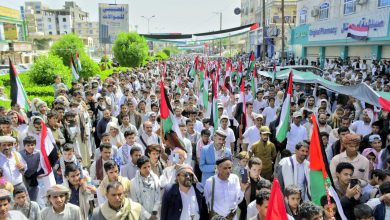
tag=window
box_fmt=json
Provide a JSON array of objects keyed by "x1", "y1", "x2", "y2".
[
  {"x1": 62, "y1": 18, "x2": 66, "y2": 22},
  {"x1": 319, "y1": 3, "x2": 329, "y2": 20},
  {"x1": 299, "y1": 9, "x2": 307, "y2": 24},
  {"x1": 48, "y1": 24, "x2": 52, "y2": 29},
  {"x1": 63, "y1": 25, "x2": 67, "y2": 29},
  {"x1": 379, "y1": 0, "x2": 390, "y2": 7},
  {"x1": 344, "y1": 0, "x2": 356, "y2": 15},
  {"x1": 47, "y1": 18, "x2": 51, "y2": 22},
  {"x1": 89, "y1": 30, "x2": 93, "y2": 34},
  {"x1": 48, "y1": 31, "x2": 52, "y2": 35},
  {"x1": 89, "y1": 23, "x2": 92, "y2": 28}
]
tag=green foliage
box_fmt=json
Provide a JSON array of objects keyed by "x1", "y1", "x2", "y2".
[
  {"x1": 113, "y1": 32, "x2": 149, "y2": 67},
  {"x1": 49, "y1": 34, "x2": 85, "y2": 67},
  {"x1": 99, "y1": 55, "x2": 112, "y2": 71},
  {"x1": 79, "y1": 54, "x2": 101, "y2": 79},
  {"x1": 153, "y1": 51, "x2": 168, "y2": 61},
  {"x1": 28, "y1": 55, "x2": 71, "y2": 86},
  {"x1": 162, "y1": 46, "x2": 179, "y2": 57},
  {"x1": 162, "y1": 48, "x2": 171, "y2": 57},
  {"x1": 25, "y1": 86, "x2": 53, "y2": 97}
]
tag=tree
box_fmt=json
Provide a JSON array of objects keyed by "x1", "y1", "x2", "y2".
[
  {"x1": 29, "y1": 55, "x2": 71, "y2": 86},
  {"x1": 49, "y1": 34, "x2": 85, "y2": 66},
  {"x1": 49, "y1": 34, "x2": 100, "y2": 79},
  {"x1": 113, "y1": 32, "x2": 149, "y2": 67}
]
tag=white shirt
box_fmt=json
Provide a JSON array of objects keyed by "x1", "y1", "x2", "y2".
[
  {"x1": 204, "y1": 174, "x2": 244, "y2": 217},
  {"x1": 242, "y1": 126, "x2": 260, "y2": 152},
  {"x1": 218, "y1": 126, "x2": 236, "y2": 147},
  {"x1": 253, "y1": 99, "x2": 268, "y2": 114},
  {"x1": 246, "y1": 200, "x2": 257, "y2": 220},
  {"x1": 350, "y1": 120, "x2": 372, "y2": 136},
  {"x1": 286, "y1": 123, "x2": 308, "y2": 153},
  {"x1": 0, "y1": 151, "x2": 27, "y2": 185},
  {"x1": 262, "y1": 106, "x2": 277, "y2": 126},
  {"x1": 193, "y1": 120, "x2": 204, "y2": 133},
  {"x1": 137, "y1": 133, "x2": 159, "y2": 150},
  {"x1": 180, "y1": 186, "x2": 200, "y2": 220}
]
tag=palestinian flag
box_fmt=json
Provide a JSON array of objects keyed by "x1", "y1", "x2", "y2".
[
  {"x1": 223, "y1": 59, "x2": 232, "y2": 93},
  {"x1": 247, "y1": 51, "x2": 255, "y2": 75},
  {"x1": 189, "y1": 56, "x2": 199, "y2": 77},
  {"x1": 210, "y1": 69, "x2": 219, "y2": 129},
  {"x1": 266, "y1": 178, "x2": 288, "y2": 220},
  {"x1": 39, "y1": 120, "x2": 58, "y2": 188},
  {"x1": 275, "y1": 71, "x2": 293, "y2": 142},
  {"x1": 75, "y1": 52, "x2": 82, "y2": 71},
  {"x1": 237, "y1": 60, "x2": 243, "y2": 84},
  {"x1": 160, "y1": 80, "x2": 183, "y2": 140},
  {"x1": 70, "y1": 57, "x2": 80, "y2": 81},
  {"x1": 250, "y1": 64, "x2": 258, "y2": 97},
  {"x1": 309, "y1": 114, "x2": 347, "y2": 220},
  {"x1": 9, "y1": 58, "x2": 29, "y2": 111}
]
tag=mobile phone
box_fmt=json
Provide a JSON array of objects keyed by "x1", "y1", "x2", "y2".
[
  {"x1": 240, "y1": 168, "x2": 248, "y2": 184},
  {"x1": 350, "y1": 178, "x2": 359, "y2": 188}
]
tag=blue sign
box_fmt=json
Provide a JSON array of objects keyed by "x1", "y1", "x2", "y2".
[
  {"x1": 341, "y1": 17, "x2": 384, "y2": 33},
  {"x1": 309, "y1": 27, "x2": 337, "y2": 37}
]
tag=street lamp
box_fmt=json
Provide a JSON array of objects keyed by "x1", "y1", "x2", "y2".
[
  {"x1": 141, "y1": 15, "x2": 156, "y2": 34},
  {"x1": 213, "y1": 12, "x2": 222, "y2": 56}
]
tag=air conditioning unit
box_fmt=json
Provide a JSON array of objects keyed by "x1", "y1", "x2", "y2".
[
  {"x1": 311, "y1": 8, "x2": 319, "y2": 17},
  {"x1": 357, "y1": 0, "x2": 367, "y2": 5}
]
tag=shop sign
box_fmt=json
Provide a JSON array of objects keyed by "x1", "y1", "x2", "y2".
[
  {"x1": 12, "y1": 43, "x2": 32, "y2": 51},
  {"x1": 308, "y1": 10, "x2": 389, "y2": 42}
]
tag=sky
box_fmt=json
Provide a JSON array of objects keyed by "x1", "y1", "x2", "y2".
[{"x1": 2, "y1": 0, "x2": 241, "y2": 34}]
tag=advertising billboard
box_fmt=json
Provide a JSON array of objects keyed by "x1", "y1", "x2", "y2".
[{"x1": 99, "y1": 3, "x2": 129, "y2": 44}]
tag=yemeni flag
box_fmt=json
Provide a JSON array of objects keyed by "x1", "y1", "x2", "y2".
[
  {"x1": 247, "y1": 51, "x2": 255, "y2": 75},
  {"x1": 70, "y1": 57, "x2": 80, "y2": 81},
  {"x1": 309, "y1": 114, "x2": 347, "y2": 220},
  {"x1": 250, "y1": 64, "x2": 258, "y2": 97},
  {"x1": 75, "y1": 52, "x2": 82, "y2": 71},
  {"x1": 160, "y1": 80, "x2": 183, "y2": 140},
  {"x1": 223, "y1": 59, "x2": 232, "y2": 93},
  {"x1": 266, "y1": 178, "x2": 288, "y2": 220},
  {"x1": 275, "y1": 71, "x2": 293, "y2": 142},
  {"x1": 9, "y1": 58, "x2": 29, "y2": 111},
  {"x1": 210, "y1": 69, "x2": 219, "y2": 129},
  {"x1": 38, "y1": 120, "x2": 58, "y2": 188},
  {"x1": 347, "y1": 24, "x2": 368, "y2": 41}
]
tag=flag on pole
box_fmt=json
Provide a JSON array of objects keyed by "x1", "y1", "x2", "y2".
[
  {"x1": 75, "y1": 52, "x2": 82, "y2": 72},
  {"x1": 9, "y1": 58, "x2": 29, "y2": 111},
  {"x1": 70, "y1": 57, "x2": 80, "y2": 81},
  {"x1": 247, "y1": 51, "x2": 255, "y2": 75},
  {"x1": 265, "y1": 178, "x2": 288, "y2": 220},
  {"x1": 250, "y1": 64, "x2": 258, "y2": 97},
  {"x1": 160, "y1": 80, "x2": 183, "y2": 141},
  {"x1": 38, "y1": 120, "x2": 58, "y2": 188},
  {"x1": 223, "y1": 59, "x2": 232, "y2": 93},
  {"x1": 189, "y1": 56, "x2": 198, "y2": 77},
  {"x1": 275, "y1": 71, "x2": 293, "y2": 142},
  {"x1": 210, "y1": 69, "x2": 219, "y2": 129},
  {"x1": 240, "y1": 77, "x2": 247, "y2": 129},
  {"x1": 272, "y1": 63, "x2": 277, "y2": 83},
  {"x1": 201, "y1": 61, "x2": 209, "y2": 110},
  {"x1": 309, "y1": 114, "x2": 347, "y2": 220}
]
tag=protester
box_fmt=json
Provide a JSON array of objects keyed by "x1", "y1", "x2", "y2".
[{"x1": 12, "y1": 186, "x2": 40, "y2": 220}]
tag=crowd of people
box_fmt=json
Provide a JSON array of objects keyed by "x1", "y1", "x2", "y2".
[{"x1": 0, "y1": 54, "x2": 389, "y2": 220}]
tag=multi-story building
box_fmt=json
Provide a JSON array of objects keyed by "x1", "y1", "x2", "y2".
[
  {"x1": 42, "y1": 9, "x2": 73, "y2": 35},
  {"x1": 75, "y1": 21, "x2": 100, "y2": 55},
  {"x1": 25, "y1": 1, "x2": 48, "y2": 35},
  {"x1": 290, "y1": 0, "x2": 390, "y2": 65},
  {"x1": 242, "y1": 0, "x2": 297, "y2": 58}
]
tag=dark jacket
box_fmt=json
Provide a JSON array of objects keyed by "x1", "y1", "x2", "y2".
[
  {"x1": 161, "y1": 183, "x2": 209, "y2": 220},
  {"x1": 373, "y1": 201, "x2": 386, "y2": 220}
]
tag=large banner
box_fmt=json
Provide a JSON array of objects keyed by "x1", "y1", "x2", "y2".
[
  {"x1": 308, "y1": 10, "x2": 389, "y2": 42},
  {"x1": 99, "y1": 3, "x2": 129, "y2": 44}
]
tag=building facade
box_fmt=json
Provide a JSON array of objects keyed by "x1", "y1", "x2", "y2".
[
  {"x1": 290, "y1": 0, "x2": 390, "y2": 65},
  {"x1": 75, "y1": 21, "x2": 100, "y2": 55},
  {"x1": 25, "y1": 1, "x2": 48, "y2": 35},
  {"x1": 241, "y1": 0, "x2": 297, "y2": 58},
  {"x1": 0, "y1": 6, "x2": 32, "y2": 64}
]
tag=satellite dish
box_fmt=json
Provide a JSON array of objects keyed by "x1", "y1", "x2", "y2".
[{"x1": 234, "y1": 7, "x2": 241, "y2": 15}]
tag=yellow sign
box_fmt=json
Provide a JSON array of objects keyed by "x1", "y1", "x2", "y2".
[
  {"x1": 4, "y1": 23, "x2": 17, "y2": 40},
  {"x1": 0, "y1": 6, "x2": 20, "y2": 19}
]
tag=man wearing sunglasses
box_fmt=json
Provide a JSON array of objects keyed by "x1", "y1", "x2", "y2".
[{"x1": 161, "y1": 164, "x2": 208, "y2": 220}]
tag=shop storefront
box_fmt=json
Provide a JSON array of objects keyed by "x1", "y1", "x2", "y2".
[{"x1": 290, "y1": 9, "x2": 390, "y2": 66}]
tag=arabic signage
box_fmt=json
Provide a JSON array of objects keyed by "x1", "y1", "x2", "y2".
[
  {"x1": 0, "y1": 6, "x2": 20, "y2": 19},
  {"x1": 308, "y1": 10, "x2": 389, "y2": 42},
  {"x1": 99, "y1": 3, "x2": 129, "y2": 44}
]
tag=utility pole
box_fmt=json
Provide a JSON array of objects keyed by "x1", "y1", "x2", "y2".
[
  {"x1": 262, "y1": 0, "x2": 266, "y2": 61},
  {"x1": 214, "y1": 12, "x2": 223, "y2": 56},
  {"x1": 281, "y1": 0, "x2": 285, "y2": 66}
]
